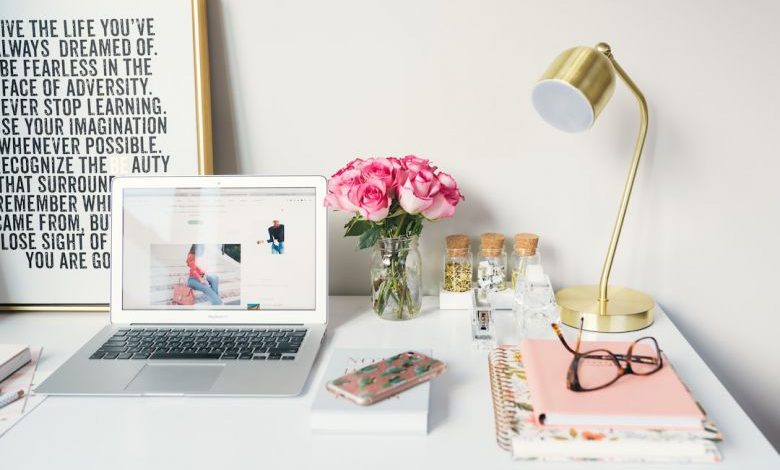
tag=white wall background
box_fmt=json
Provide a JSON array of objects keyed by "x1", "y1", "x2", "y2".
[{"x1": 206, "y1": 0, "x2": 780, "y2": 448}]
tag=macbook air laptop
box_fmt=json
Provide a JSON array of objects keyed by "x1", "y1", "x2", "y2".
[{"x1": 36, "y1": 175, "x2": 328, "y2": 396}]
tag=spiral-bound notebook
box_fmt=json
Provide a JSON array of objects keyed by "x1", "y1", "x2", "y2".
[{"x1": 487, "y1": 346, "x2": 722, "y2": 463}]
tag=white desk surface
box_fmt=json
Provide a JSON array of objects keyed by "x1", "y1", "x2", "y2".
[{"x1": 0, "y1": 296, "x2": 777, "y2": 469}]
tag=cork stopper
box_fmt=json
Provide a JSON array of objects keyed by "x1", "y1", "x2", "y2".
[
  {"x1": 446, "y1": 234, "x2": 470, "y2": 255},
  {"x1": 480, "y1": 232, "x2": 505, "y2": 255},
  {"x1": 513, "y1": 233, "x2": 539, "y2": 256}
]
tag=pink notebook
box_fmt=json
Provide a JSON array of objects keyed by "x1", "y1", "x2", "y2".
[{"x1": 519, "y1": 339, "x2": 705, "y2": 430}]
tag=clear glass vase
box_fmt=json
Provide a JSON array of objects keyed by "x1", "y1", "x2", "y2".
[{"x1": 370, "y1": 236, "x2": 422, "y2": 320}]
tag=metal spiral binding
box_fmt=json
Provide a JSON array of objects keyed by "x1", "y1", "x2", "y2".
[{"x1": 488, "y1": 347, "x2": 519, "y2": 452}]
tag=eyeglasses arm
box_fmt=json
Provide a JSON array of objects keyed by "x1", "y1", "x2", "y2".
[
  {"x1": 551, "y1": 323, "x2": 577, "y2": 355},
  {"x1": 574, "y1": 317, "x2": 584, "y2": 353}
]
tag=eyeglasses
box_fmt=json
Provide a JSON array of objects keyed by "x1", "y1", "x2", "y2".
[{"x1": 551, "y1": 318, "x2": 664, "y2": 392}]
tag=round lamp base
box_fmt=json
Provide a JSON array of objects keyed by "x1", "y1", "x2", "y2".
[{"x1": 556, "y1": 285, "x2": 654, "y2": 333}]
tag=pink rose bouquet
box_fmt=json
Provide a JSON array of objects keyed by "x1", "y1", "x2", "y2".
[
  {"x1": 325, "y1": 155, "x2": 464, "y2": 249},
  {"x1": 325, "y1": 155, "x2": 464, "y2": 320}
]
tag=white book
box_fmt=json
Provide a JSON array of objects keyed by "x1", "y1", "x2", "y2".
[
  {"x1": 310, "y1": 348, "x2": 431, "y2": 435},
  {"x1": 0, "y1": 344, "x2": 31, "y2": 384}
]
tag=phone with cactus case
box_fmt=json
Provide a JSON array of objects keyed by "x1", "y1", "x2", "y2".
[{"x1": 326, "y1": 351, "x2": 447, "y2": 406}]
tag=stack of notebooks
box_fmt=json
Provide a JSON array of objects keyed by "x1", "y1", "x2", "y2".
[{"x1": 488, "y1": 341, "x2": 722, "y2": 463}]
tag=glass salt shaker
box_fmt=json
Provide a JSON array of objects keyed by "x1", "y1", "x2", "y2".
[
  {"x1": 514, "y1": 264, "x2": 559, "y2": 339},
  {"x1": 477, "y1": 233, "x2": 507, "y2": 295},
  {"x1": 442, "y1": 234, "x2": 472, "y2": 292}
]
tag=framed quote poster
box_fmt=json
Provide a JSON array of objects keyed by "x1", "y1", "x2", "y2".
[{"x1": 0, "y1": 0, "x2": 212, "y2": 310}]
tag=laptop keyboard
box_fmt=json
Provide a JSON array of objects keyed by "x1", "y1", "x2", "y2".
[{"x1": 89, "y1": 327, "x2": 307, "y2": 361}]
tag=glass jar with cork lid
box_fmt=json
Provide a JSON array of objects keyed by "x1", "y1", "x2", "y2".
[
  {"x1": 477, "y1": 233, "x2": 507, "y2": 293},
  {"x1": 510, "y1": 233, "x2": 541, "y2": 289},
  {"x1": 442, "y1": 234, "x2": 472, "y2": 293}
]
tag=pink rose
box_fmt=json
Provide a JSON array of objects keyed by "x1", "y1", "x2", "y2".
[
  {"x1": 401, "y1": 155, "x2": 436, "y2": 174},
  {"x1": 422, "y1": 172, "x2": 464, "y2": 220},
  {"x1": 387, "y1": 157, "x2": 407, "y2": 186},
  {"x1": 329, "y1": 158, "x2": 364, "y2": 182},
  {"x1": 387, "y1": 157, "x2": 404, "y2": 171},
  {"x1": 349, "y1": 178, "x2": 391, "y2": 221},
  {"x1": 360, "y1": 158, "x2": 396, "y2": 193},
  {"x1": 398, "y1": 167, "x2": 441, "y2": 214},
  {"x1": 324, "y1": 167, "x2": 363, "y2": 212},
  {"x1": 342, "y1": 157, "x2": 365, "y2": 172}
]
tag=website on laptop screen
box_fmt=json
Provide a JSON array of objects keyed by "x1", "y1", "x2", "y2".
[{"x1": 122, "y1": 187, "x2": 316, "y2": 311}]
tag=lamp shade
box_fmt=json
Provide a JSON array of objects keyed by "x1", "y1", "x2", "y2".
[{"x1": 532, "y1": 46, "x2": 616, "y2": 133}]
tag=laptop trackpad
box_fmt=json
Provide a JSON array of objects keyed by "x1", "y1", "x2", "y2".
[{"x1": 125, "y1": 364, "x2": 224, "y2": 393}]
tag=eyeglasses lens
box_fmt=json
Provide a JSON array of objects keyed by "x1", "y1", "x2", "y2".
[
  {"x1": 576, "y1": 350, "x2": 621, "y2": 390},
  {"x1": 630, "y1": 338, "x2": 662, "y2": 375}
]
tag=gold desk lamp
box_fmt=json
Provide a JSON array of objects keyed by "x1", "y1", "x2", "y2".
[{"x1": 531, "y1": 43, "x2": 654, "y2": 332}]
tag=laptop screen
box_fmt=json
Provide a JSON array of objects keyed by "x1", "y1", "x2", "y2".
[{"x1": 121, "y1": 187, "x2": 316, "y2": 311}]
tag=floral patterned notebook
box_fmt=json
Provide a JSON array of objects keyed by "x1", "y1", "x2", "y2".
[{"x1": 488, "y1": 346, "x2": 723, "y2": 463}]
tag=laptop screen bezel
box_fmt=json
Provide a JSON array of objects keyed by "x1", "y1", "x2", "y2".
[{"x1": 110, "y1": 175, "x2": 327, "y2": 325}]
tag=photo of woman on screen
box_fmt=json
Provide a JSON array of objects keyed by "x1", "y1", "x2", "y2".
[
  {"x1": 257, "y1": 219, "x2": 285, "y2": 254},
  {"x1": 186, "y1": 244, "x2": 223, "y2": 305}
]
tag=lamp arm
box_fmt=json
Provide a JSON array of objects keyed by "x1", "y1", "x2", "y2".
[{"x1": 597, "y1": 51, "x2": 649, "y2": 310}]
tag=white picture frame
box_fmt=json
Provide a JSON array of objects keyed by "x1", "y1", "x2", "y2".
[{"x1": 0, "y1": 0, "x2": 213, "y2": 310}]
